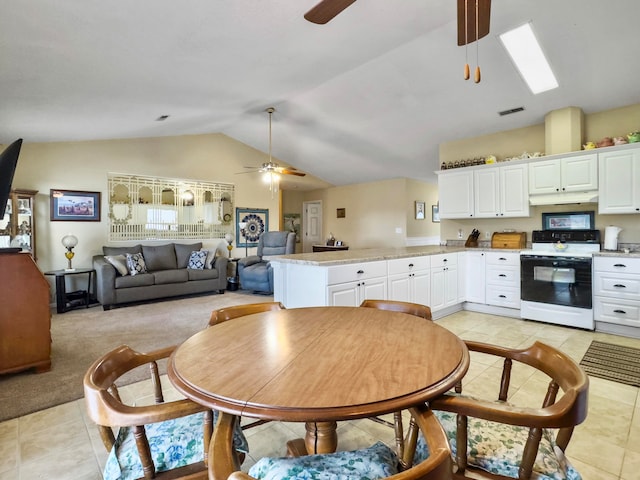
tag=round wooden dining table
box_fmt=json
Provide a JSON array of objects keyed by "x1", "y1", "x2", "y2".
[{"x1": 168, "y1": 306, "x2": 469, "y2": 458}]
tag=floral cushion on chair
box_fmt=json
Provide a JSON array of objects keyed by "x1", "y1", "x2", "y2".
[
  {"x1": 103, "y1": 412, "x2": 249, "y2": 480},
  {"x1": 414, "y1": 411, "x2": 581, "y2": 480},
  {"x1": 248, "y1": 441, "x2": 399, "y2": 480}
]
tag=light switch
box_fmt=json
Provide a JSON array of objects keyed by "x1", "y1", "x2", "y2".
[{"x1": 395, "y1": 227, "x2": 402, "y2": 234}]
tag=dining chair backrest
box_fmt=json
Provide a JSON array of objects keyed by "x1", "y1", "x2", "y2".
[
  {"x1": 360, "y1": 299, "x2": 433, "y2": 320},
  {"x1": 209, "y1": 301, "x2": 285, "y2": 326}
]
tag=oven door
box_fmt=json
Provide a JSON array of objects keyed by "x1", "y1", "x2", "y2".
[{"x1": 520, "y1": 254, "x2": 592, "y2": 309}]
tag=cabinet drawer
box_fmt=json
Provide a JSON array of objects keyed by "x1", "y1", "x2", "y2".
[
  {"x1": 486, "y1": 266, "x2": 520, "y2": 286},
  {"x1": 594, "y1": 272, "x2": 640, "y2": 300},
  {"x1": 594, "y1": 296, "x2": 640, "y2": 327},
  {"x1": 431, "y1": 253, "x2": 458, "y2": 269},
  {"x1": 327, "y1": 261, "x2": 387, "y2": 285},
  {"x1": 485, "y1": 251, "x2": 520, "y2": 267},
  {"x1": 486, "y1": 285, "x2": 520, "y2": 309},
  {"x1": 387, "y1": 256, "x2": 430, "y2": 275},
  {"x1": 594, "y1": 256, "x2": 640, "y2": 274}
]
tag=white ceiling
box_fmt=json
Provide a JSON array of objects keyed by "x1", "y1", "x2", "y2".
[{"x1": 2, "y1": 0, "x2": 639, "y2": 188}]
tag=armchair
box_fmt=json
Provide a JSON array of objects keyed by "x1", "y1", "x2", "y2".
[{"x1": 237, "y1": 231, "x2": 295, "y2": 293}]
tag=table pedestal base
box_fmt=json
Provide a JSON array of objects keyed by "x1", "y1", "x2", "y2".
[{"x1": 286, "y1": 421, "x2": 338, "y2": 456}]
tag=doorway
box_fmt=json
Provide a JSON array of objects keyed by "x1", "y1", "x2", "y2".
[{"x1": 302, "y1": 200, "x2": 322, "y2": 253}]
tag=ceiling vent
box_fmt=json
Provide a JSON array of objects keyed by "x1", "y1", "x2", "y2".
[{"x1": 498, "y1": 106, "x2": 525, "y2": 116}]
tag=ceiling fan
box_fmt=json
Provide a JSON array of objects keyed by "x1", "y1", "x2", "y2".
[
  {"x1": 304, "y1": 0, "x2": 491, "y2": 46},
  {"x1": 240, "y1": 107, "x2": 306, "y2": 178}
]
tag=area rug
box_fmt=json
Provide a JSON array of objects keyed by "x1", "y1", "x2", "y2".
[
  {"x1": 579, "y1": 340, "x2": 640, "y2": 387},
  {"x1": 0, "y1": 291, "x2": 271, "y2": 422}
]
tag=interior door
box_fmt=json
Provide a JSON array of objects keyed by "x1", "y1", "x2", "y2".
[{"x1": 303, "y1": 201, "x2": 322, "y2": 253}]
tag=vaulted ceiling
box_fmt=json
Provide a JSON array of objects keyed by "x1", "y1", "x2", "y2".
[{"x1": 2, "y1": 0, "x2": 639, "y2": 188}]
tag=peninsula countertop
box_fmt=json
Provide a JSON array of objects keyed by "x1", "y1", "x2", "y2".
[{"x1": 268, "y1": 245, "x2": 520, "y2": 267}]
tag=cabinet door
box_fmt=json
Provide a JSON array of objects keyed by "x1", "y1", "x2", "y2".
[
  {"x1": 438, "y1": 170, "x2": 474, "y2": 218},
  {"x1": 598, "y1": 148, "x2": 640, "y2": 214},
  {"x1": 388, "y1": 274, "x2": 411, "y2": 302},
  {"x1": 430, "y1": 268, "x2": 446, "y2": 311},
  {"x1": 327, "y1": 282, "x2": 360, "y2": 306},
  {"x1": 500, "y1": 164, "x2": 529, "y2": 217},
  {"x1": 361, "y1": 277, "x2": 387, "y2": 303},
  {"x1": 412, "y1": 270, "x2": 431, "y2": 307},
  {"x1": 464, "y1": 252, "x2": 486, "y2": 303},
  {"x1": 562, "y1": 154, "x2": 597, "y2": 192},
  {"x1": 529, "y1": 160, "x2": 561, "y2": 194},
  {"x1": 444, "y1": 267, "x2": 459, "y2": 307},
  {"x1": 473, "y1": 168, "x2": 500, "y2": 218}
]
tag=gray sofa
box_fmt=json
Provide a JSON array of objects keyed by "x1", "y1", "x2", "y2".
[{"x1": 93, "y1": 242, "x2": 228, "y2": 310}]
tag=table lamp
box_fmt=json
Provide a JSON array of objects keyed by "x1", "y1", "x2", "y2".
[
  {"x1": 61, "y1": 233, "x2": 78, "y2": 271},
  {"x1": 238, "y1": 222, "x2": 248, "y2": 257},
  {"x1": 224, "y1": 233, "x2": 234, "y2": 257}
]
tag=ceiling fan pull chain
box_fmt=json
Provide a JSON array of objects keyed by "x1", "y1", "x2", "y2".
[
  {"x1": 464, "y1": 0, "x2": 470, "y2": 80},
  {"x1": 474, "y1": 0, "x2": 481, "y2": 83}
]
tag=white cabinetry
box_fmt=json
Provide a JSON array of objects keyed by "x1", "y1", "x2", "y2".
[
  {"x1": 430, "y1": 253, "x2": 458, "y2": 312},
  {"x1": 438, "y1": 170, "x2": 474, "y2": 219},
  {"x1": 529, "y1": 154, "x2": 598, "y2": 195},
  {"x1": 326, "y1": 261, "x2": 388, "y2": 307},
  {"x1": 474, "y1": 164, "x2": 529, "y2": 218},
  {"x1": 464, "y1": 251, "x2": 485, "y2": 304},
  {"x1": 598, "y1": 147, "x2": 640, "y2": 214},
  {"x1": 387, "y1": 256, "x2": 430, "y2": 306},
  {"x1": 485, "y1": 252, "x2": 521, "y2": 309},
  {"x1": 594, "y1": 256, "x2": 640, "y2": 338}
]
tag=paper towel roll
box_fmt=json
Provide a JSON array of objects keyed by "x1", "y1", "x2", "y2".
[{"x1": 604, "y1": 226, "x2": 621, "y2": 251}]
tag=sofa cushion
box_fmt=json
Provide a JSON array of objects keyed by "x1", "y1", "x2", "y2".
[
  {"x1": 115, "y1": 273, "x2": 155, "y2": 288},
  {"x1": 126, "y1": 253, "x2": 148, "y2": 276},
  {"x1": 153, "y1": 269, "x2": 189, "y2": 285},
  {"x1": 187, "y1": 268, "x2": 220, "y2": 281},
  {"x1": 175, "y1": 243, "x2": 203, "y2": 268},
  {"x1": 104, "y1": 255, "x2": 129, "y2": 276},
  {"x1": 103, "y1": 245, "x2": 142, "y2": 257},
  {"x1": 142, "y1": 244, "x2": 177, "y2": 271}
]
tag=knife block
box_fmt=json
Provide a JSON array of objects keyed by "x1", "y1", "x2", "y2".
[{"x1": 465, "y1": 234, "x2": 479, "y2": 248}]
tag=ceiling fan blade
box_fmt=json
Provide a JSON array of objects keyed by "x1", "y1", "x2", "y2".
[
  {"x1": 279, "y1": 169, "x2": 306, "y2": 177},
  {"x1": 457, "y1": 0, "x2": 491, "y2": 46},
  {"x1": 304, "y1": 0, "x2": 357, "y2": 25}
]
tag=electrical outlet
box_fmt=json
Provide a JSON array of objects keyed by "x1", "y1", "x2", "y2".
[
  {"x1": 395, "y1": 227, "x2": 402, "y2": 234},
  {"x1": 485, "y1": 231, "x2": 490, "y2": 239},
  {"x1": 457, "y1": 229, "x2": 463, "y2": 239}
]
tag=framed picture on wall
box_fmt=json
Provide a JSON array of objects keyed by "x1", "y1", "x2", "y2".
[
  {"x1": 236, "y1": 207, "x2": 269, "y2": 248},
  {"x1": 50, "y1": 189, "x2": 101, "y2": 221},
  {"x1": 283, "y1": 212, "x2": 301, "y2": 243},
  {"x1": 432, "y1": 205, "x2": 440, "y2": 223},
  {"x1": 415, "y1": 201, "x2": 425, "y2": 220}
]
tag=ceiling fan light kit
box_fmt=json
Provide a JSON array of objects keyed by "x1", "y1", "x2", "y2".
[{"x1": 458, "y1": 0, "x2": 491, "y2": 84}]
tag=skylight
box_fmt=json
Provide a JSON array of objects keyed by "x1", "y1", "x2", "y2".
[{"x1": 499, "y1": 23, "x2": 558, "y2": 94}]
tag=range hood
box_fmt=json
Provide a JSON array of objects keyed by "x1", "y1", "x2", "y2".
[{"x1": 529, "y1": 191, "x2": 598, "y2": 206}]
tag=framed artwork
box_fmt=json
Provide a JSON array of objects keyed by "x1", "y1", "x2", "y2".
[
  {"x1": 236, "y1": 207, "x2": 269, "y2": 247},
  {"x1": 336, "y1": 208, "x2": 346, "y2": 218},
  {"x1": 283, "y1": 212, "x2": 301, "y2": 243},
  {"x1": 50, "y1": 189, "x2": 101, "y2": 221},
  {"x1": 432, "y1": 205, "x2": 440, "y2": 223},
  {"x1": 415, "y1": 201, "x2": 426, "y2": 220}
]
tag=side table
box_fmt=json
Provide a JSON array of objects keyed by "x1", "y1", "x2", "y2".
[{"x1": 44, "y1": 268, "x2": 96, "y2": 314}]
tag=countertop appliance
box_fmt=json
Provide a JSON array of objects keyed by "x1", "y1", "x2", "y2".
[
  {"x1": 604, "y1": 225, "x2": 622, "y2": 251},
  {"x1": 520, "y1": 212, "x2": 600, "y2": 330}
]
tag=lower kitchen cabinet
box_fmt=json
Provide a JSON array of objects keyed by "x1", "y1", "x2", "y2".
[
  {"x1": 328, "y1": 276, "x2": 387, "y2": 306},
  {"x1": 594, "y1": 256, "x2": 640, "y2": 338},
  {"x1": 387, "y1": 256, "x2": 430, "y2": 306},
  {"x1": 430, "y1": 253, "x2": 458, "y2": 312},
  {"x1": 463, "y1": 251, "x2": 485, "y2": 304},
  {"x1": 485, "y1": 251, "x2": 521, "y2": 309}
]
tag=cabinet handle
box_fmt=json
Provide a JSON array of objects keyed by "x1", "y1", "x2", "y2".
[
  {"x1": 499, "y1": 257, "x2": 507, "y2": 261},
  {"x1": 613, "y1": 264, "x2": 626, "y2": 268},
  {"x1": 357, "y1": 270, "x2": 364, "y2": 274},
  {"x1": 499, "y1": 274, "x2": 507, "y2": 277},
  {"x1": 613, "y1": 309, "x2": 627, "y2": 314},
  {"x1": 499, "y1": 295, "x2": 506, "y2": 298},
  {"x1": 613, "y1": 284, "x2": 627, "y2": 288},
  {"x1": 443, "y1": 259, "x2": 448, "y2": 263},
  {"x1": 408, "y1": 263, "x2": 414, "y2": 268}
]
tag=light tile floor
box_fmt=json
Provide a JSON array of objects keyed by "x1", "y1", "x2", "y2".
[{"x1": 1, "y1": 310, "x2": 639, "y2": 479}]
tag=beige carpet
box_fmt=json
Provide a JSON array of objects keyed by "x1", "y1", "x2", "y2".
[{"x1": 0, "y1": 291, "x2": 271, "y2": 422}]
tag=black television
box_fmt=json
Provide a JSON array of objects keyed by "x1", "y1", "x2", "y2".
[{"x1": 0, "y1": 139, "x2": 23, "y2": 218}]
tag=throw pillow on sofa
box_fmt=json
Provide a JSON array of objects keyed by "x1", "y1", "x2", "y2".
[
  {"x1": 200, "y1": 247, "x2": 217, "y2": 269},
  {"x1": 126, "y1": 253, "x2": 148, "y2": 276},
  {"x1": 104, "y1": 255, "x2": 129, "y2": 276},
  {"x1": 188, "y1": 251, "x2": 208, "y2": 270}
]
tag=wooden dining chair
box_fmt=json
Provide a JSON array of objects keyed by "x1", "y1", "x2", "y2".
[
  {"x1": 209, "y1": 403, "x2": 452, "y2": 480},
  {"x1": 209, "y1": 301, "x2": 285, "y2": 326},
  {"x1": 428, "y1": 340, "x2": 589, "y2": 480},
  {"x1": 83, "y1": 344, "x2": 249, "y2": 480}
]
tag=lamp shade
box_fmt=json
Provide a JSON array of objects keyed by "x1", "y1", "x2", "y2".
[
  {"x1": 61, "y1": 234, "x2": 78, "y2": 249},
  {"x1": 224, "y1": 233, "x2": 234, "y2": 245}
]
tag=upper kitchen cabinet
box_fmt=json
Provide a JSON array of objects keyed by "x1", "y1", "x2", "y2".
[
  {"x1": 529, "y1": 154, "x2": 598, "y2": 196},
  {"x1": 438, "y1": 169, "x2": 474, "y2": 219},
  {"x1": 598, "y1": 146, "x2": 640, "y2": 214},
  {"x1": 473, "y1": 163, "x2": 529, "y2": 218}
]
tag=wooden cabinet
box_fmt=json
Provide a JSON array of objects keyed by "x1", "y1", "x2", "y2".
[
  {"x1": 0, "y1": 252, "x2": 51, "y2": 375},
  {"x1": 438, "y1": 170, "x2": 474, "y2": 219},
  {"x1": 529, "y1": 154, "x2": 597, "y2": 195},
  {"x1": 485, "y1": 252, "x2": 520, "y2": 309},
  {"x1": 598, "y1": 146, "x2": 640, "y2": 214},
  {"x1": 430, "y1": 253, "x2": 458, "y2": 312},
  {"x1": 474, "y1": 164, "x2": 529, "y2": 218},
  {"x1": 0, "y1": 189, "x2": 37, "y2": 259},
  {"x1": 594, "y1": 256, "x2": 640, "y2": 338},
  {"x1": 387, "y1": 256, "x2": 430, "y2": 306}
]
